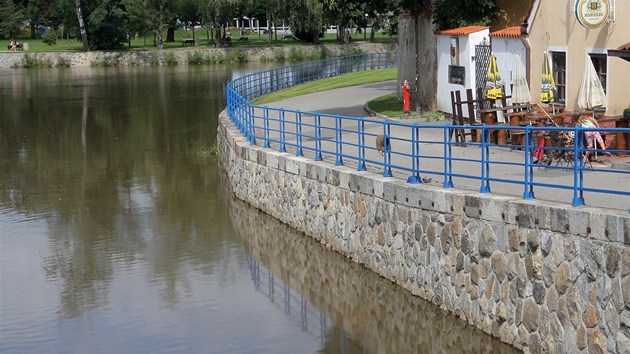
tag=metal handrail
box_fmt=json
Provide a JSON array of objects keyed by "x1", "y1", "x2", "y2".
[{"x1": 226, "y1": 53, "x2": 630, "y2": 208}]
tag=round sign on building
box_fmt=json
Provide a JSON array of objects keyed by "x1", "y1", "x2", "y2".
[{"x1": 575, "y1": 0, "x2": 610, "y2": 29}]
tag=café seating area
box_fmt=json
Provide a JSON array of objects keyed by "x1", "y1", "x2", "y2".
[{"x1": 449, "y1": 88, "x2": 629, "y2": 157}]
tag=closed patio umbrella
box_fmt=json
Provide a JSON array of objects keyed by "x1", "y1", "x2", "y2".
[
  {"x1": 485, "y1": 54, "x2": 503, "y2": 100},
  {"x1": 540, "y1": 51, "x2": 556, "y2": 103},
  {"x1": 512, "y1": 54, "x2": 531, "y2": 104},
  {"x1": 577, "y1": 58, "x2": 607, "y2": 110}
]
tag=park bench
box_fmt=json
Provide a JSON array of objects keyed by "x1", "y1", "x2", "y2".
[
  {"x1": 7, "y1": 43, "x2": 23, "y2": 50},
  {"x1": 182, "y1": 39, "x2": 196, "y2": 46},
  {"x1": 238, "y1": 37, "x2": 248, "y2": 42}
]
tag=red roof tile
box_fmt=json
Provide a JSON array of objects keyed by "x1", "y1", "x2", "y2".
[
  {"x1": 490, "y1": 26, "x2": 522, "y2": 38},
  {"x1": 434, "y1": 26, "x2": 490, "y2": 36}
]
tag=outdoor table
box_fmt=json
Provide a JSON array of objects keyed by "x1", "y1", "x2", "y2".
[{"x1": 598, "y1": 115, "x2": 630, "y2": 156}]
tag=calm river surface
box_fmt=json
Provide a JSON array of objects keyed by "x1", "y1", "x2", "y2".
[{"x1": 0, "y1": 64, "x2": 520, "y2": 353}]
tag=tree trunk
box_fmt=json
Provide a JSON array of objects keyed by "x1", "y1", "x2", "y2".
[
  {"x1": 75, "y1": 0, "x2": 89, "y2": 51},
  {"x1": 397, "y1": 12, "x2": 438, "y2": 113},
  {"x1": 157, "y1": 4, "x2": 164, "y2": 49},
  {"x1": 415, "y1": 9, "x2": 438, "y2": 113},
  {"x1": 166, "y1": 28, "x2": 175, "y2": 42}
]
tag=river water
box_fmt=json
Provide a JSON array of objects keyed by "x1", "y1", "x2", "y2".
[{"x1": 0, "y1": 64, "x2": 520, "y2": 353}]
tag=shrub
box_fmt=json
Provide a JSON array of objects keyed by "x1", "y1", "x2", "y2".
[
  {"x1": 42, "y1": 32, "x2": 57, "y2": 46},
  {"x1": 231, "y1": 50, "x2": 248, "y2": 63},
  {"x1": 21, "y1": 54, "x2": 53, "y2": 68},
  {"x1": 163, "y1": 52, "x2": 178, "y2": 65},
  {"x1": 187, "y1": 51, "x2": 209, "y2": 64},
  {"x1": 273, "y1": 49, "x2": 286, "y2": 62},
  {"x1": 56, "y1": 56, "x2": 71, "y2": 68},
  {"x1": 150, "y1": 55, "x2": 160, "y2": 66},
  {"x1": 288, "y1": 47, "x2": 305, "y2": 62}
]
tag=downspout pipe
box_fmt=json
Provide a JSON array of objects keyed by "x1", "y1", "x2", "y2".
[{"x1": 520, "y1": 22, "x2": 531, "y2": 89}]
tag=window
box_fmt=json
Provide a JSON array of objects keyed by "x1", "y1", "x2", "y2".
[
  {"x1": 551, "y1": 51, "x2": 566, "y2": 102},
  {"x1": 589, "y1": 54, "x2": 607, "y2": 93}
]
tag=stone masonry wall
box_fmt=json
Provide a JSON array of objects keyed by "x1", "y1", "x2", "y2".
[
  {"x1": 217, "y1": 111, "x2": 630, "y2": 354},
  {"x1": 0, "y1": 42, "x2": 396, "y2": 69}
]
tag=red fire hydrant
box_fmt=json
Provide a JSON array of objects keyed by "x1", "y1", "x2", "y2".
[{"x1": 402, "y1": 80, "x2": 411, "y2": 114}]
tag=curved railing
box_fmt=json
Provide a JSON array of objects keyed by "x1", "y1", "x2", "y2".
[{"x1": 225, "y1": 53, "x2": 630, "y2": 210}]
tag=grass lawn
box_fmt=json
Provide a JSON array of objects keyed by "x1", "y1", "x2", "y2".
[
  {"x1": 253, "y1": 68, "x2": 397, "y2": 105},
  {"x1": 2, "y1": 28, "x2": 396, "y2": 53},
  {"x1": 367, "y1": 93, "x2": 444, "y2": 120}
]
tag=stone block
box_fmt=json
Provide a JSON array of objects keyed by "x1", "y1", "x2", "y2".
[
  {"x1": 265, "y1": 150, "x2": 279, "y2": 169},
  {"x1": 587, "y1": 210, "x2": 608, "y2": 241},
  {"x1": 480, "y1": 196, "x2": 510, "y2": 223},
  {"x1": 395, "y1": 183, "x2": 419, "y2": 208}
]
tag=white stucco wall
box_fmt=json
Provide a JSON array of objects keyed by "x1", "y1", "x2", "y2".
[
  {"x1": 490, "y1": 37, "x2": 527, "y2": 103},
  {"x1": 436, "y1": 29, "x2": 489, "y2": 114}
]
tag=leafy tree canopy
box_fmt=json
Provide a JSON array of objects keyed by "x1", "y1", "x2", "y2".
[{"x1": 432, "y1": 0, "x2": 501, "y2": 30}]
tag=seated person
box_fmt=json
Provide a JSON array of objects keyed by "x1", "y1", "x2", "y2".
[{"x1": 576, "y1": 114, "x2": 611, "y2": 160}]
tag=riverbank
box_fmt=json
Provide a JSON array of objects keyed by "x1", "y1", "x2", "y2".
[{"x1": 0, "y1": 42, "x2": 397, "y2": 69}]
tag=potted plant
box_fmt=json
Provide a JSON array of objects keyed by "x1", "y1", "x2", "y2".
[{"x1": 624, "y1": 107, "x2": 630, "y2": 118}]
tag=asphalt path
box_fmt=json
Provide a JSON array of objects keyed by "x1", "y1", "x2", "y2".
[{"x1": 261, "y1": 80, "x2": 630, "y2": 213}]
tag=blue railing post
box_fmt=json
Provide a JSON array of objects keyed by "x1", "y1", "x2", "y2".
[
  {"x1": 443, "y1": 125, "x2": 454, "y2": 188},
  {"x1": 314, "y1": 113, "x2": 322, "y2": 161},
  {"x1": 357, "y1": 119, "x2": 366, "y2": 171},
  {"x1": 279, "y1": 109, "x2": 286, "y2": 153},
  {"x1": 479, "y1": 125, "x2": 491, "y2": 193},
  {"x1": 248, "y1": 103, "x2": 256, "y2": 145},
  {"x1": 572, "y1": 127, "x2": 585, "y2": 206},
  {"x1": 335, "y1": 115, "x2": 343, "y2": 166},
  {"x1": 523, "y1": 126, "x2": 535, "y2": 199},
  {"x1": 295, "y1": 110, "x2": 303, "y2": 156},
  {"x1": 407, "y1": 124, "x2": 421, "y2": 184},
  {"x1": 383, "y1": 124, "x2": 392, "y2": 177},
  {"x1": 263, "y1": 107, "x2": 270, "y2": 148}
]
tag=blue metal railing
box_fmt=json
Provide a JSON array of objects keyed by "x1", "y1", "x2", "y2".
[{"x1": 225, "y1": 53, "x2": 630, "y2": 208}]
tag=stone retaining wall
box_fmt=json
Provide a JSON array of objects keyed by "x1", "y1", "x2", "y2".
[
  {"x1": 218, "y1": 111, "x2": 630, "y2": 354},
  {"x1": 0, "y1": 42, "x2": 396, "y2": 69}
]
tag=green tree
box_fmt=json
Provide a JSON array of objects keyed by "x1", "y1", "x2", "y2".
[
  {"x1": 200, "y1": 0, "x2": 244, "y2": 47},
  {"x1": 179, "y1": 0, "x2": 202, "y2": 40},
  {"x1": 87, "y1": 0, "x2": 128, "y2": 49},
  {"x1": 286, "y1": 0, "x2": 323, "y2": 44},
  {"x1": 323, "y1": 0, "x2": 364, "y2": 43},
  {"x1": 145, "y1": 0, "x2": 176, "y2": 49},
  {"x1": 74, "y1": 0, "x2": 90, "y2": 51},
  {"x1": 0, "y1": 0, "x2": 26, "y2": 39},
  {"x1": 122, "y1": 0, "x2": 151, "y2": 44},
  {"x1": 432, "y1": 0, "x2": 500, "y2": 30}
]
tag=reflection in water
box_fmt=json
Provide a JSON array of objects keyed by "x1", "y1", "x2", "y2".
[
  {"x1": 227, "y1": 186, "x2": 521, "y2": 354},
  {"x1": 0, "y1": 65, "x2": 520, "y2": 353}
]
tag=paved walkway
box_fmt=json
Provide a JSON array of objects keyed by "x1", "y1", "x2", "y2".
[{"x1": 264, "y1": 80, "x2": 630, "y2": 212}]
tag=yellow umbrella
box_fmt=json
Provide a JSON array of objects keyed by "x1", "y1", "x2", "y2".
[
  {"x1": 540, "y1": 51, "x2": 556, "y2": 103},
  {"x1": 485, "y1": 54, "x2": 503, "y2": 99}
]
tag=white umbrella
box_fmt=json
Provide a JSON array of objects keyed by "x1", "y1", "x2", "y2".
[
  {"x1": 512, "y1": 54, "x2": 531, "y2": 104},
  {"x1": 577, "y1": 58, "x2": 607, "y2": 110}
]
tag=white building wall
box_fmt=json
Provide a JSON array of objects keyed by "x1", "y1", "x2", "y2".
[
  {"x1": 436, "y1": 29, "x2": 489, "y2": 115},
  {"x1": 490, "y1": 37, "x2": 527, "y2": 104}
]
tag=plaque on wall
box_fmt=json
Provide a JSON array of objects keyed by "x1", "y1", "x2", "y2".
[{"x1": 449, "y1": 65, "x2": 465, "y2": 85}]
